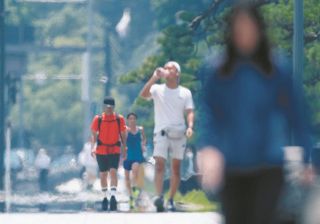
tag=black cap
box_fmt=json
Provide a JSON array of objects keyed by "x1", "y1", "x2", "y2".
[{"x1": 103, "y1": 96, "x2": 115, "y2": 106}]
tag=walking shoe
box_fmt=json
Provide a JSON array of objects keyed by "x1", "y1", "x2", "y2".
[
  {"x1": 132, "y1": 187, "x2": 140, "y2": 199},
  {"x1": 110, "y1": 195, "x2": 117, "y2": 211},
  {"x1": 129, "y1": 196, "x2": 134, "y2": 210},
  {"x1": 167, "y1": 198, "x2": 176, "y2": 212},
  {"x1": 154, "y1": 196, "x2": 164, "y2": 212},
  {"x1": 102, "y1": 197, "x2": 108, "y2": 211}
]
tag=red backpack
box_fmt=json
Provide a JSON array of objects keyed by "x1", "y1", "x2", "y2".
[{"x1": 97, "y1": 114, "x2": 122, "y2": 147}]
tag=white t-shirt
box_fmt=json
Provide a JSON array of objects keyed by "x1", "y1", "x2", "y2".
[
  {"x1": 35, "y1": 153, "x2": 51, "y2": 170},
  {"x1": 149, "y1": 84, "x2": 194, "y2": 133}
]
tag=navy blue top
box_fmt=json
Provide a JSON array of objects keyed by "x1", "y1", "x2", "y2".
[
  {"x1": 127, "y1": 129, "x2": 144, "y2": 161},
  {"x1": 198, "y1": 58, "x2": 311, "y2": 170}
]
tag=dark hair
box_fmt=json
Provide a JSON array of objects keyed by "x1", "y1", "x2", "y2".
[
  {"x1": 219, "y1": 4, "x2": 273, "y2": 76},
  {"x1": 127, "y1": 112, "x2": 138, "y2": 119},
  {"x1": 103, "y1": 96, "x2": 115, "y2": 106}
]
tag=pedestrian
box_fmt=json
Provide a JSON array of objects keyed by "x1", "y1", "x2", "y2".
[
  {"x1": 197, "y1": 3, "x2": 313, "y2": 224},
  {"x1": 123, "y1": 112, "x2": 147, "y2": 209},
  {"x1": 140, "y1": 61, "x2": 195, "y2": 212},
  {"x1": 91, "y1": 96, "x2": 127, "y2": 211},
  {"x1": 78, "y1": 137, "x2": 98, "y2": 190},
  {"x1": 35, "y1": 148, "x2": 51, "y2": 192}
]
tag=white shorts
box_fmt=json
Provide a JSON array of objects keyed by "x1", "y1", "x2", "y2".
[{"x1": 153, "y1": 132, "x2": 187, "y2": 160}]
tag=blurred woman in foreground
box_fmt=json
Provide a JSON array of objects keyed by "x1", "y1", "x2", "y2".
[{"x1": 197, "y1": 3, "x2": 313, "y2": 224}]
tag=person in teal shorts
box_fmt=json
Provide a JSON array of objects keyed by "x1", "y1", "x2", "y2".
[{"x1": 123, "y1": 112, "x2": 147, "y2": 209}]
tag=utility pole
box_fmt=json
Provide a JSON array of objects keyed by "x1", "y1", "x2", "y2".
[
  {"x1": 4, "y1": 121, "x2": 11, "y2": 212},
  {"x1": 18, "y1": 77, "x2": 24, "y2": 148},
  {"x1": 104, "y1": 28, "x2": 111, "y2": 96},
  {"x1": 292, "y1": 0, "x2": 304, "y2": 147},
  {"x1": 293, "y1": 0, "x2": 304, "y2": 92},
  {"x1": 0, "y1": 0, "x2": 6, "y2": 212},
  {"x1": 82, "y1": 0, "x2": 93, "y2": 143},
  {"x1": 103, "y1": 0, "x2": 123, "y2": 96}
]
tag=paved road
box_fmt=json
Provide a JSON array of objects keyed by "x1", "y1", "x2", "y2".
[{"x1": 0, "y1": 212, "x2": 223, "y2": 224}]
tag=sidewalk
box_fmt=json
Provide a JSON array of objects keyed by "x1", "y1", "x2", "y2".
[{"x1": 0, "y1": 212, "x2": 223, "y2": 224}]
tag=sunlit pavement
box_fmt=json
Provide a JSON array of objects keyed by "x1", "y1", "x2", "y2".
[
  {"x1": 0, "y1": 164, "x2": 225, "y2": 224},
  {"x1": 3, "y1": 179, "x2": 205, "y2": 213},
  {"x1": 3, "y1": 165, "x2": 155, "y2": 212},
  {"x1": 0, "y1": 177, "x2": 224, "y2": 224},
  {"x1": 3, "y1": 164, "x2": 172, "y2": 213},
  {"x1": 0, "y1": 212, "x2": 223, "y2": 224}
]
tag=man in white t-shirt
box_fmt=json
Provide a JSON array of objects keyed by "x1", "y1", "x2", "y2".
[{"x1": 140, "y1": 61, "x2": 195, "y2": 212}]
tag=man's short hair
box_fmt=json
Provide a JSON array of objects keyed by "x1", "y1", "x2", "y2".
[
  {"x1": 165, "y1": 61, "x2": 181, "y2": 73},
  {"x1": 103, "y1": 96, "x2": 115, "y2": 106}
]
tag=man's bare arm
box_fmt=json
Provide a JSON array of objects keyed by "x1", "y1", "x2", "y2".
[
  {"x1": 186, "y1": 109, "x2": 195, "y2": 138},
  {"x1": 140, "y1": 126, "x2": 147, "y2": 151},
  {"x1": 120, "y1": 131, "x2": 128, "y2": 160},
  {"x1": 91, "y1": 131, "x2": 98, "y2": 157},
  {"x1": 140, "y1": 70, "x2": 160, "y2": 99}
]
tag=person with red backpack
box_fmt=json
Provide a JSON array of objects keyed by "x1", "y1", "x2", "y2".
[{"x1": 90, "y1": 96, "x2": 127, "y2": 211}]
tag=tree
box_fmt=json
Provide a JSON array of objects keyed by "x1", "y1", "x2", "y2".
[
  {"x1": 120, "y1": 0, "x2": 320, "y2": 141},
  {"x1": 7, "y1": 0, "x2": 159, "y2": 148}
]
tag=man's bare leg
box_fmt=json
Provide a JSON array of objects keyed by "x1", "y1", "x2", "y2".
[
  {"x1": 169, "y1": 159, "x2": 181, "y2": 199},
  {"x1": 154, "y1": 156, "x2": 166, "y2": 212},
  {"x1": 154, "y1": 156, "x2": 166, "y2": 196}
]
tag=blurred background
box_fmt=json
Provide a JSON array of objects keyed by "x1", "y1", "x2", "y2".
[{"x1": 0, "y1": 0, "x2": 320, "y2": 219}]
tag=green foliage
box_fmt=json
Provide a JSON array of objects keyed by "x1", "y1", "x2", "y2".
[
  {"x1": 7, "y1": 0, "x2": 157, "y2": 148},
  {"x1": 120, "y1": 21, "x2": 201, "y2": 88},
  {"x1": 11, "y1": 80, "x2": 83, "y2": 148},
  {"x1": 262, "y1": 1, "x2": 294, "y2": 51},
  {"x1": 120, "y1": 0, "x2": 320, "y2": 141},
  {"x1": 150, "y1": 0, "x2": 212, "y2": 29},
  {"x1": 159, "y1": 25, "x2": 195, "y2": 61},
  {"x1": 33, "y1": 5, "x2": 105, "y2": 47},
  {"x1": 262, "y1": 0, "x2": 320, "y2": 137},
  {"x1": 6, "y1": 0, "x2": 38, "y2": 25},
  {"x1": 119, "y1": 55, "x2": 165, "y2": 84},
  {"x1": 7, "y1": 0, "x2": 320, "y2": 149}
]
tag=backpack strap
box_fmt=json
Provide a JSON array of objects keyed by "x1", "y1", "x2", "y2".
[
  {"x1": 115, "y1": 114, "x2": 123, "y2": 145},
  {"x1": 97, "y1": 115, "x2": 102, "y2": 142}
]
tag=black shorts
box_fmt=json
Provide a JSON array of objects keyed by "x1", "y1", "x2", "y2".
[{"x1": 96, "y1": 154, "x2": 120, "y2": 172}]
